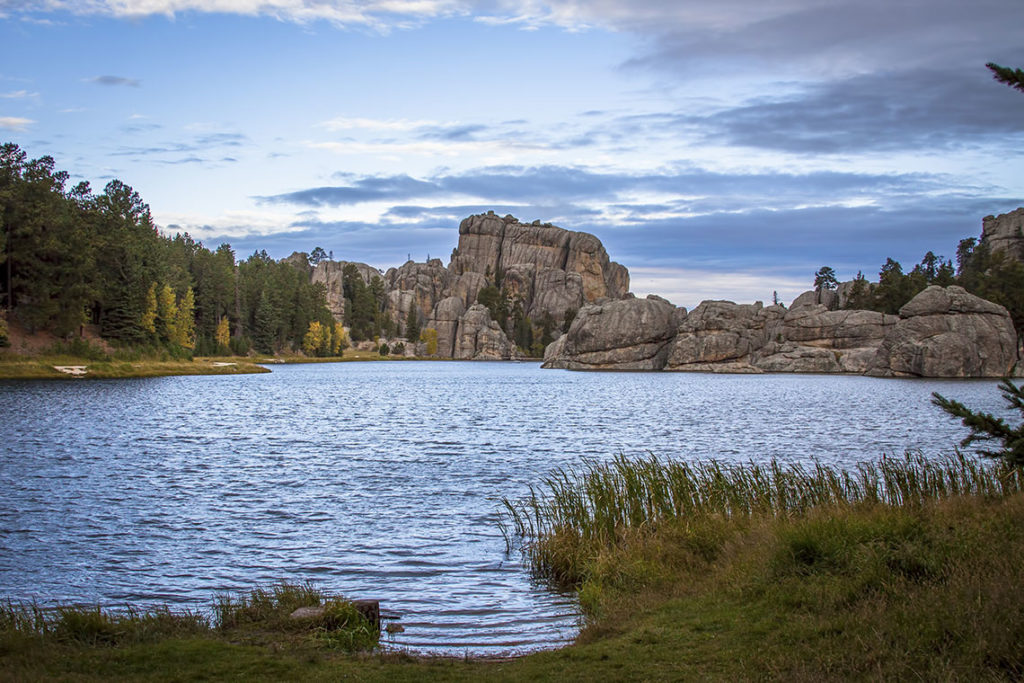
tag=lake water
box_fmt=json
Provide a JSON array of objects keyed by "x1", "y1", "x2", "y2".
[{"x1": 0, "y1": 362, "x2": 1011, "y2": 654}]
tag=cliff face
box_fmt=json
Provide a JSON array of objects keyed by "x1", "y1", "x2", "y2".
[
  {"x1": 544, "y1": 286, "x2": 1020, "y2": 378},
  {"x1": 313, "y1": 212, "x2": 630, "y2": 359},
  {"x1": 450, "y1": 213, "x2": 629, "y2": 319},
  {"x1": 981, "y1": 207, "x2": 1024, "y2": 261}
]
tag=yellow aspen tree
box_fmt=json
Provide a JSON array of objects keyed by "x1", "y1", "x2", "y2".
[
  {"x1": 215, "y1": 316, "x2": 230, "y2": 352},
  {"x1": 420, "y1": 327, "x2": 438, "y2": 356},
  {"x1": 141, "y1": 283, "x2": 158, "y2": 335},
  {"x1": 302, "y1": 321, "x2": 325, "y2": 356},
  {"x1": 172, "y1": 287, "x2": 196, "y2": 349},
  {"x1": 331, "y1": 322, "x2": 348, "y2": 355},
  {"x1": 156, "y1": 284, "x2": 178, "y2": 343}
]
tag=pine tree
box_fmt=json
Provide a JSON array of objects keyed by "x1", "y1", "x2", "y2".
[
  {"x1": 405, "y1": 305, "x2": 420, "y2": 341},
  {"x1": 933, "y1": 379, "x2": 1024, "y2": 468},
  {"x1": 253, "y1": 290, "x2": 276, "y2": 353}
]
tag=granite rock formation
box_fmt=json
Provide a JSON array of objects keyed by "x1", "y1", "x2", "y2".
[
  {"x1": 313, "y1": 212, "x2": 629, "y2": 359},
  {"x1": 543, "y1": 297, "x2": 679, "y2": 370},
  {"x1": 981, "y1": 207, "x2": 1024, "y2": 261},
  {"x1": 543, "y1": 285, "x2": 1017, "y2": 378},
  {"x1": 867, "y1": 286, "x2": 1018, "y2": 378}
]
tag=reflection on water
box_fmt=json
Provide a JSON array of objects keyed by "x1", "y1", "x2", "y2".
[{"x1": 0, "y1": 363, "x2": 1008, "y2": 653}]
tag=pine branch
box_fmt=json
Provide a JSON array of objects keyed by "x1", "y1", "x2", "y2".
[{"x1": 986, "y1": 62, "x2": 1024, "y2": 94}]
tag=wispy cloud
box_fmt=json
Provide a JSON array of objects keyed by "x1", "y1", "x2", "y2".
[
  {"x1": 110, "y1": 131, "x2": 249, "y2": 162},
  {"x1": 86, "y1": 75, "x2": 140, "y2": 87},
  {"x1": 0, "y1": 90, "x2": 39, "y2": 99},
  {"x1": 319, "y1": 116, "x2": 437, "y2": 131},
  {"x1": 0, "y1": 116, "x2": 34, "y2": 131},
  {"x1": 14, "y1": 0, "x2": 467, "y2": 31}
]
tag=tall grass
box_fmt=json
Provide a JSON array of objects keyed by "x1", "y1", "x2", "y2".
[
  {"x1": 1, "y1": 582, "x2": 378, "y2": 652},
  {"x1": 501, "y1": 451, "x2": 1023, "y2": 586},
  {"x1": 0, "y1": 600, "x2": 208, "y2": 646}
]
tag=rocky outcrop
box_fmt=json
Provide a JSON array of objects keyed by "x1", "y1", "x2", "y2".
[
  {"x1": 450, "y1": 212, "x2": 629, "y2": 324},
  {"x1": 427, "y1": 296, "x2": 465, "y2": 358},
  {"x1": 544, "y1": 285, "x2": 1015, "y2": 378},
  {"x1": 665, "y1": 301, "x2": 781, "y2": 372},
  {"x1": 790, "y1": 289, "x2": 838, "y2": 311},
  {"x1": 302, "y1": 211, "x2": 1020, "y2": 376},
  {"x1": 868, "y1": 286, "x2": 1018, "y2": 378},
  {"x1": 542, "y1": 297, "x2": 679, "y2": 370},
  {"x1": 453, "y1": 304, "x2": 515, "y2": 360},
  {"x1": 981, "y1": 207, "x2": 1024, "y2": 261},
  {"x1": 310, "y1": 212, "x2": 631, "y2": 360}
]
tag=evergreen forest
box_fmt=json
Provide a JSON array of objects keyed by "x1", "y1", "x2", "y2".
[{"x1": 0, "y1": 143, "x2": 339, "y2": 356}]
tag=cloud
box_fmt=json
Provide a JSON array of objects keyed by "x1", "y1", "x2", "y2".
[
  {"x1": 262, "y1": 174, "x2": 441, "y2": 206},
  {"x1": 0, "y1": 116, "x2": 33, "y2": 131},
  {"x1": 87, "y1": 75, "x2": 140, "y2": 87},
  {"x1": 319, "y1": 116, "x2": 437, "y2": 131},
  {"x1": 0, "y1": 90, "x2": 39, "y2": 99},
  {"x1": 13, "y1": 0, "x2": 468, "y2": 31},
  {"x1": 260, "y1": 164, "x2": 951, "y2": 211},
  {"x1": 696, "y1": 66, "x2": 1024, "y2": 154},
  {"x1": 110, "y1": 131, "x2": 249, "y2": 162}
]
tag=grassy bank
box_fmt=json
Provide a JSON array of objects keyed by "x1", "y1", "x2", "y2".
[
  {"x1": 0, "y1": 346, "x2": 448, "y2": 380},
  {"x1": 3, "y1": 454, "x2": 1023, "y2": 680},
  {"x1": 0, "y1": 355, "x2": 271, "y2": 380}
]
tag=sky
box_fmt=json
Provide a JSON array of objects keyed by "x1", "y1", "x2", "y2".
[{"x1": 1, "y1": 0, "x2": 1022, "y2": 309}]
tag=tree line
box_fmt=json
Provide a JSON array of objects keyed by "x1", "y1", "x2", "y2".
[
  {"x1": 0, "y1": 143, "x2": 338, "y2": 356},
  {"x1": 812, "y1": 240, "x2": 1024, "y2": 336}
]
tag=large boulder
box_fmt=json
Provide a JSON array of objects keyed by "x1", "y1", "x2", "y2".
[
  {"x1": 665, "y1": 301, "x2": 783, "y2": 372},
  {"x1": 790, "y1": 289, "x2": 838, "y2": 311},
  {"x1": 542, "y1": 297, "x2": 679, "y2": 370},
  {"x1": 868, "y1": 286, "x2": 1018, "y2": 378},
  {"x1": 780, "y1": 306, "x2": 897, "y2": 350},
  {"x1": 453, "y1": 304, "x2": 514, "y2": 360}
]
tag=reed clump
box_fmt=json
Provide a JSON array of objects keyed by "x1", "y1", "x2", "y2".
[{"x1": 501, "y1": 451, "x2": 1023, "y2": 588}]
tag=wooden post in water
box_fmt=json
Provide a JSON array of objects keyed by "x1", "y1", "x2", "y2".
[{"x1": 352, "y1": 599, "x2": 380, "y2": 630}]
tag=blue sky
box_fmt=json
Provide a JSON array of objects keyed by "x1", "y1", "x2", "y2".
[{"x1": 1, "y1": 0, "x2": 1022, "y2": 309}]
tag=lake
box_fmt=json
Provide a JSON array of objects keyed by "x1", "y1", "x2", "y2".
[{"x1": 0, "y1": 362, "x2": 1010, "y2": 654}]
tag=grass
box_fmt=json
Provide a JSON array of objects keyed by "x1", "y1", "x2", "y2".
[
  {"x1": 0, "y1": 354, "x2": 271, "y2": 379},
  {"x1": 4, "y1": 456, "x2": 1024, "y2": 680}
]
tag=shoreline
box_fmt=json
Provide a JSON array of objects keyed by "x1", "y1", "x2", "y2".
[{"x1": 0, "y1": 352, "x2": 545, "y2": 381}]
